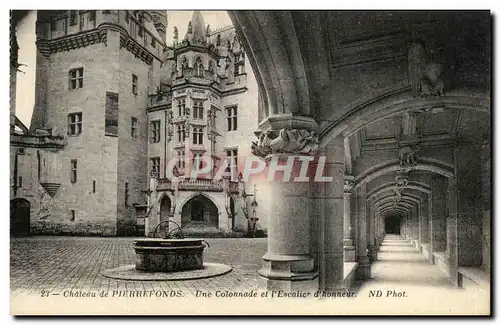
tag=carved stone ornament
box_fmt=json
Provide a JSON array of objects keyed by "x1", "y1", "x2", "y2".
[
  {"x1": 344, "y1": 180, "x2": 354, "y2": 194},
  {"x1": 150, "y1": 169, "x2": 159, "y2": 179},
  {"x1": 395, "y1": 171, "x2": 409, "y2": 188},
  {"x1": 408, "y1": 41, "x2": 448, "y2": 98},
  {"x1": 251, "y1": 128, "x2": 320, "y2": 158},
  {"x1": 399, "y1": 145, "x2": 419, "y2": 169}
]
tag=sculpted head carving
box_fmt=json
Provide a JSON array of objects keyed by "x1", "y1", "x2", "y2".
[{"x1": 408, "y1": 40, "x2": 448, "y2": 98}]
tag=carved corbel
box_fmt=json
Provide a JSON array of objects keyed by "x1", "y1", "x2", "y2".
[
  {"x1": 344, "y1": 179, "x2": 354, "y2": 194},
  {"x1": 251, "y1": 128, "x2": 319, "y2": 159},
  {"x1": 395, "y1": 170, "x2": 409, "y2": 189},
  {"x1": 408, "y1": 40, "x2": 449, "y2": 98},
  {"x1": 399, "y1": 144, "x2": 419, "y2": 170}
]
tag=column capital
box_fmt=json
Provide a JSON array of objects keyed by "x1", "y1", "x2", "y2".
[
  {"x1": 258, "y1": 114, "x2": 318, "y2": 132},
  {"x1": 344, "y1": 174, "x2": 355, "y2": 194},
  {"x1": 251, "y1": 126, "x2": 320, "y2": 159}
]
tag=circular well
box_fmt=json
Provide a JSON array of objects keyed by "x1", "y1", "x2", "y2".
[{"x1": 101, "y1": 263, "x2": 232, "y2": 281}]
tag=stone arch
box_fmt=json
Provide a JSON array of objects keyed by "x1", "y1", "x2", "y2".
[
  {"x1": 378, "y1": 198, "x2": 414, "y2": 209},
  {"x1": 11, "y1": 198, "x2": 30, "y2": 236},
  {"x1": 375, "y1": 196, "x2": 420, "y2": 210},
  {"x1": 374, "y1": 192, "x2": 422, "y2": 205},
  {"x1": 177, "y1": 191, "x2": 223, "y2": 214},
  {"x1": 353, "y1": 159, "x2": 454, "y2": 190},
  {"x1": 319, "y1": 88, "x2": 490, "y2": 147},
  {"x1": 381, "y1": 207, "x2": 408, "y2": 215},
  {"x1": 193, "y1": 56, "x2": 204, "y2": 76},
  {"x1": 177, "y1": 192, "x2": 223, "y2": 229},
  {"x1": 159, "y1": 194, "x2": 172, "y2": 222},
  {"x1": 367, "y1": 181, "x2": 430, "y2": 201},
  {"x1": 180, "y1": 56, "x2": 189, "y2": 74},
  {"x1": 384, "y1": 213, "x2": 403, "y2": 234},
  {"x1": 227, "y1": 11, "x2": 310, "y2": 118}
]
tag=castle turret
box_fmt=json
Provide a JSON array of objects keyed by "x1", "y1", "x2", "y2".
[{"x1": 149, "y1": 10, "x2": 168, "y2": 43}]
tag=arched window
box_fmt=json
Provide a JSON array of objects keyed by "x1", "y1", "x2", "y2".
[
  {"x1": 192, "y1": 128, "x2": 203, "y2": 145},
  {"x1": 180, "y1": 56, "x2": 188, "y2": 75},
  {"x1": 177, "y1": 98, "x2": 186, "y2": 116},
  {"x1": 194, "y1": 57, "x2": 204, "y2": 77},
  {"x1": 193, "y1": 100, "x2": 204, "y2": 119},
  {"x1": 177, "y1": 124, "x2": 186, "y2": 143}
]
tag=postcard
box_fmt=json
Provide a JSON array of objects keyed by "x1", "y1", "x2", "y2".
[{"x1": 10, "y1": 9, "x2": 491, "y2": 316}]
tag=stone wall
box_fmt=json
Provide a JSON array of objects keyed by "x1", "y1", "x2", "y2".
[{"x1": 116, "y1": 36, "x2": 151, "y2": 236}]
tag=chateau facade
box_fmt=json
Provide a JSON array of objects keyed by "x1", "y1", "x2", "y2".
[{"x1": 10, "y1": 10, "x2": 262, "y2": 237}]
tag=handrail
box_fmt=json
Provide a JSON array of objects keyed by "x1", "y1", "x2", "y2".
[{"x1": 152, "y1": 220, "x2": 184, "y2": 239}]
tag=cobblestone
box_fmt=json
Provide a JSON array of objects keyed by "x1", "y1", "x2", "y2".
[{"x1": 10, "y1": 236, "x2": 267, "y2": 296}]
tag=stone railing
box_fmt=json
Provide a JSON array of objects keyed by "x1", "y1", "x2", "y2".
[
  {"x1": 148, "y1": 91, "x2": 172, "y2": 107},
  {"x1": 156, "y1": 178, "x2": 224, "y2": 192}
]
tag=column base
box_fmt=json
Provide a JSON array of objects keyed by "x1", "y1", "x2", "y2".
[
  {"x1": 343, "y1": 245, "x2": 356, "y2": 262},
  {"x1": 257, "y1": 253, "x2": 318, "y2": 291},
  {"x1": 257, "y1": 275, "x2": 319, "y2": 292},
  {"x1": 414, "y1": 240, "x2": 422, "y2": 252},
  {"x1": 367, "y1": 245, "x2": 377, "y2": 263},
  {"x1": 355, "y1": 256, "x2": 371, "y2": 280},
  {"x1": 343, "y1": 238, "x2": 354, "y2": 246}
]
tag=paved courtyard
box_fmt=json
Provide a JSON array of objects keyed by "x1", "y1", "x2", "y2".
[
  {"x1": 10, "y1": 236, "x2": 267, "y2": 297},
  {"x1": 10, "y1": 235, "x2": 490, "y2": 315}
]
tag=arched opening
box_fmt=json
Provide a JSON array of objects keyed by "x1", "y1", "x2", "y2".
[
  {"x1": 160, "y1": 195, "x2": 171, "y2": 222},
  {"x1": 229, "y1": 197, "x2": 235, "y2": 231},
  {"x1": 10, "y1": 198, "x2": 30, "y2": 236},
  {"x1": 385, "y1": 214, "x2": 401, "y2": 235},
  {"x1": 181, "y1": 195, "x2": 219, "y2": 229}
]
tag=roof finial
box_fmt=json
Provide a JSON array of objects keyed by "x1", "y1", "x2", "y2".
[{"x1": 173, "y1": 26, "x2": 178, "y2": 44}]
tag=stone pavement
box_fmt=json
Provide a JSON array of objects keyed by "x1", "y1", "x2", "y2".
[{"x1": 10, "y1": 236, "x2": 267, "y2": 297}]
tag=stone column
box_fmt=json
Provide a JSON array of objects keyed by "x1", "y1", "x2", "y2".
[
  {"x1": 376, "y1": 208, "x2": 384, "y2": 247},
  {"x1": 257, "y1": 154, "x2": 317, "y2": 291},
  {"x1": 367, "y1": 202, "x2": 377, "y2": 262},
  {"x1": 430, "y1": 175, "x2": 447, "y2": 255},
  {"x1": 414, "y1": 205, "x2": 421, "y2": 250},
  {"x1": 252, "y1": 119, "x2": 321, "y2": 291},
  {"x1": 404, "y1": 215, "x2": 409, "y2": 238},
  {"x1": 343, "y1": 179, "x2": 356, "y2": 262},
  {"x1": 355, "y1": 184, "x2": 371, "y2": 279},
  {"x1": 407, "y1": 209, "x2": 414, "y2": 243},
  {"x1": 426, "y1": 193, "x2": 433, "y2": 263},
  {"x1": 399, "y1": 215, "x2": 403, "y2": 237},
  {"x1": 480, "y1": 141, "x2": 491, "y2": 272},
  {"x1": 447, "y1": 144, "x2": 483, "y2": 286},
  {"x1": 419, "y1": 195, "x2": 430, "y2": 255},
  {"x1": 311, "y1": 137, "x2": 345, "y2": 291}
]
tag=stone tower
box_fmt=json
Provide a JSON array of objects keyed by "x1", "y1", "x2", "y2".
[{"x1": 29, "y1": 10, "x2": 167, "y2": 235}]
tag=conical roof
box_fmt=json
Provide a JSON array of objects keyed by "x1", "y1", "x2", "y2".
[{"x1": 184, "y1": 11, "x2": 206, "y2": 43}]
